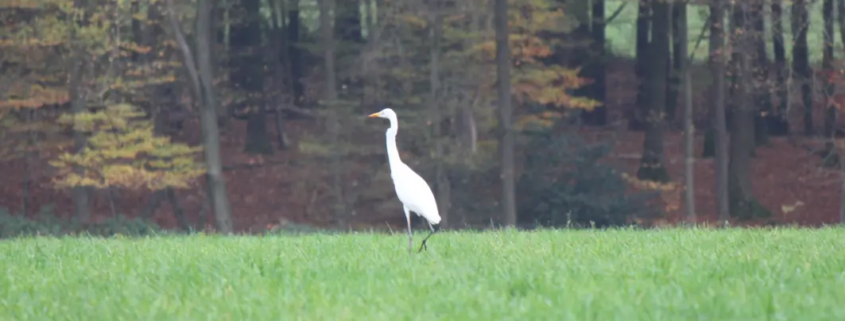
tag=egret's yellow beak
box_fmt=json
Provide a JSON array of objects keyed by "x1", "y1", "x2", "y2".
[{"x1": 367, "y1": 112, "x2": 381, "y2": 118}]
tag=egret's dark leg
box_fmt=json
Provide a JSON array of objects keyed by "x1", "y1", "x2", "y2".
[{"x1": 417, "y1": 222, "x2": 437, "y2": 253}]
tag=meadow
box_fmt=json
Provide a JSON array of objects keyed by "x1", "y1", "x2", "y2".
[{"x1": 1, "y1": 228, "x2": 844, "y2": 320}]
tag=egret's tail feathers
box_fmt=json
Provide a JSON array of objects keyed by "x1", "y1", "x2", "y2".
[
  {"x1": 427, "y1": 215, "x2": 441, "y2": 225},
  {"x1": 413, "y1": 207, "x2": 441, "y2": 225}
]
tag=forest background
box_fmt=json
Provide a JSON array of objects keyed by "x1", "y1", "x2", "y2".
[{"x1": 1, "y1": 0, "x2": 842, "y2": 236}]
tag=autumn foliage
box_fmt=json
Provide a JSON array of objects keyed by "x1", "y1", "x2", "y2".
[
  {"x1": 10, "y1": 0, "x2": 828, "y2": 232},
  {"x1": 2, "y1": 0, "x2": 199, "y2": 192},
  {"x1": 472, "y1": 0, "x2": 599, "y2": 130},
  {"x1": 49, "y1": 104, "x2": 204, "y2": 190}
]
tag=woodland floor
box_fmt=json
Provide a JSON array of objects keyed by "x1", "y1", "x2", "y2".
[{"x1": 1, "y1": 61, "x2": 842, "y2": 232}]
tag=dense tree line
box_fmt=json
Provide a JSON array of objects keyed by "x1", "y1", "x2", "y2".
[{"x1": 2, "y1": 0, "x2": 844, "y2": 233}]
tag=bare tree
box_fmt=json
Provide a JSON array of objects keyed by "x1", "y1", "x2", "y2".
[
  {"x1": 166, "y1": 0, "x2": 233, "y2": 233},
  {"x1": 750, "y1": 0, "x2": 771, "y2": 147},
  {"x1": 428, "y1": 3, "x2": 450, "y2": 228},
  {"x1": 335, "y1": 0, "x2": 364, "y2": 43},
  {"x1": 771, "y1": 0, "x2": 789, "y2": 136},
  {"x1": 630, "y1": 0, "x2": 650, "y2": 131},
  {"x1": 678, "y1": 0, "x2": 694, "y2": 223},
  {"x1": 637, "y1": 0, "x2": 670, "y2": 183},
  {"x1": 840, "y1": 142, "x2": 845, "y2": 223},
  {"x1": 710, "y1": 0, "x2": 729, "y2": 221},
  {"x1": 318, "y1": 0, "x2": 346, "y2": 225},
  {"x1": 495, "y1": 0, "x2": 516, "y2": 226},
  {"x1": 458, "y1": 1, "x2": 480, "y2": 154},
  {"x1": 666, "y1": 2, "x2": 683, "y2": 122},
  {"x1": 838, "y1": 0, "x2": 845, "y2": 225},
  {"x1": 69, "y1": 0, "x2": 92, "y2": 222},
  {"x1": 268, "y1": 0, "x2": 289, "y2": 150},
  {"x1": 231, "y1": 0, "x2": 273, "y2": 155},
  {"x1": 728, "y1": 1, "x2": 769, "y2": 219},
  {"x1": 288, "y1": 0, "x2": 304, "y2": 103},
  {"x1": 823, "y1": 0, "x2": 836, "y2": 156},
  {"x1": 582, "y1": 0, "x2": 607, "y2": 126},
  {"x1": 197, "y1": 0, "x2": 218, "y2": 132},
  {"x1": 135, "y1": 2, "x2": 192, "y2": 230},
  {"x1": 839, "y1": 0, "x2": 845, "y2": 46},
  {"x1": 792, "y1": 0, "x2": 813, "y2": 135}
]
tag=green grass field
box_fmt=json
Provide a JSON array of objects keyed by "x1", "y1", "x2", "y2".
[{"x1": 2, "y1": 228, "x2": 844, "y2": 320}]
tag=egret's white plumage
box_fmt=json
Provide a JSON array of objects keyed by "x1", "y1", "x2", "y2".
[{"x1": 368, "y1": 108, "x2": 441, "y2": 254}]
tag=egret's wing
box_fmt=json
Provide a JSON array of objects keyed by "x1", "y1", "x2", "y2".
[{"x1": 393, "y1": 166, "x2": 440, "y2": 223}]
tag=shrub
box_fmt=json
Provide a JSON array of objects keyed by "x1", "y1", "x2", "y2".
[
  {"x1": 0, "y1": 206, "x2": 67, "y2": 238},
  {"x1": 81, "y1": 215, "x2": 163, "y2": 237},
  {"x1": 516, "y1": 128, "x2": 660, "y2": 228},
  {"x1": 0, "y1": 206, "x2": 162, "y2": 238}
]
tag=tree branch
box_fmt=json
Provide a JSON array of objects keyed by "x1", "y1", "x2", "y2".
[
  {"x1": 688, "y1": 12, "x2": 712, "y2": 62},
  {"x1": 163, "y1": 0, "x2": 203, "y2": 105},
  {"x1": 605, "y1": 2, "x2": 628, "y2": 25}
]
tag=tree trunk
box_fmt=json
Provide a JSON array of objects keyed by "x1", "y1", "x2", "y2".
[
  {"x1": 582, "y1": 0, "x2": 607, "y2": 126},
  {"x1": 839, "y1": 0, "x2": 845, "y2": 48},
  {"x1": 183, "y1": 0, "x2": 234, "y2": 233},
  {"x1": 244, "y1": 110, "x2": 272, "y2": 154},
  {"x1": 666, "y1": 3, "x2": 682, "y2": 123},
  {"x1": 728, "y1": 2, "x2": 770, "y2": 220},
  {"x1": 139, "y1": 191, "x2": 164, "y2": 220},
  {"x1": 133, "y1": 1, "x2": 193, "y2": 231},
  {"x1": 458, "y1": 2, "x2": 480, "y2": 155},
  {"x1": 67, "y1": 0, "x2": 92, "y2": 222},
  {"x1": 702, "y1": 1, "x2": 718, "y2": 159},
  {"x1": 138, "y1": 2, "x2": 167, "y2": 224},
  {"x1": 269, "y1": 0, "x2": 289, "y2": 150},
  {"x1": 335, "y1": 0, "x2": 363, "y2": 98},
  {"x1": 22, "y1": 109, "x2": 36, "y2": 216},
  {"x1": 69, "y1": 50, "x2": 91, "y2": 222},
  {"x1": 630, "y1": 0, "x2": 651, "y2": 131},
  {"x1": 429, "y1": 6, "x2": 450, "y2": 228},
  {"x1": 107, "y1": 187, "x2": 119, "y2": 218},
  {"x1": 318, "y1": 0, "x2": 338, "y2": 110},
  {"x1": 231, "y1": 0, "x2": 272, "y2": 155},
  {"x1": 710, "y1": 0, "x2": 730, "y2": 222},
  {"x1": 319, "y1": 0, "x2": 346, "y2": 225},
  {"x1": 166, "y1": 188, "x2": 191, "y2": 231},
  {"x1": 197, "y1": 0, "x2": 218, "y2": 136},
  {"x1": 288, "y1": 0, "x2": 305, "y2": 104},
  {"x1": 570, "y1": 0, "x2": 591, "y2": 127},
  {"x1": 335, "y1": 0, "x2": 364, "y2": 43},
  {"x1": 823, "y1": 0, "x2": 837, "y2": 157},
  {"x1": 362, "y1": 0, "x2": 379, "y2": 106},
  {"x1": 678, "y1": 1, "x2": 695, "y2": 223},
  {"x1": 636, "y1": 1, "x2": 670, "y2": 183},
  {"x1": 840, "y1": 140, "x2": 845, "y2": 224},
  {"x1": 792, "y1": 0, "x2": 813, "y2": 135},
  {"x1": 495, "y1": 0, "x2": 516, "y2": 227},
  {"x1": 770, "y1": 0, "x2": 790, "y2": 136},
  {"x1": 750, "y1": 1, "x2": 771, "y2": 147},
  {"x1": 210, "y1": 0, "x2": 227, "y2": 126}
]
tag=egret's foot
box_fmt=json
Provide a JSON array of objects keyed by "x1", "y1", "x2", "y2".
[{"x1": 417, "y1": 226, "x2": 436, "y2": 253}]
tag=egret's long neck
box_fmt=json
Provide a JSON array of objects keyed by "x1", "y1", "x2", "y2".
[{"x1": 385, "y1": 116, "x2": 403, "y2": 171}]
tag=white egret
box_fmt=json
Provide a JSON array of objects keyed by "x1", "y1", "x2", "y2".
[{"x1": 368, "y1": 108, "x2": 441, "y2": 254}]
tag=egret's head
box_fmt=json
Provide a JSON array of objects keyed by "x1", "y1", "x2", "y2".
[{"x1": 367, "y1": 108, "x2": 396, "y2": 120}]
